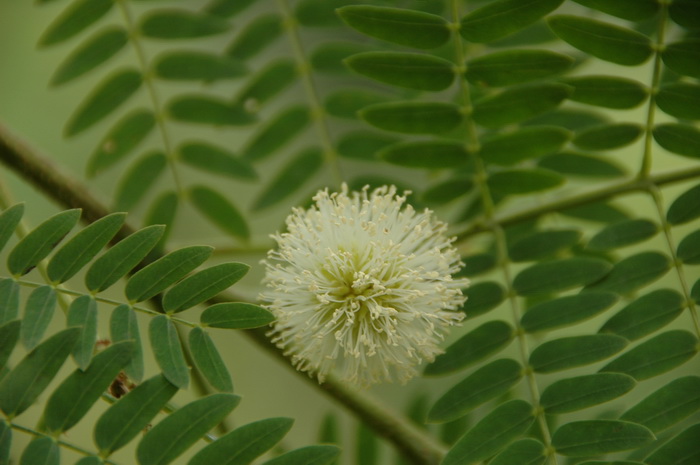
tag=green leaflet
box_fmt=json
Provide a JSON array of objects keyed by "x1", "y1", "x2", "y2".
[
  {"x1": 460, "y1": 281, "x2": 505, "y2": 317},
  {"x1": 562, "y1": 201, "x2": 630, "y2": 224},
  {"x1": 85, "y1": 225, "x2": 165, "y2": 293},
  {"x1": 621, "y1": 376, "x2": 700, "y2": 433},
  {"x1": 110, "y1": 305, "x2": 144, "y2": 382},
  {"x1": 168, "y1": 95, "x2": 256, "y2": 126},
  {"x1": 587, "y1": 219, "x2": 658, "y2": 250},
  {"x1": 226, "y1": 14, "x2": 282, "y2": 61},
  {"x1": 662, "y1": 40, "x2": 700, "y2": 79},
  {"x1": 573, "y1": 123, "x2": 643, "y2": 151},
  {"x1": 21, "y1": 286, "x2": 57, "y2": 351},
  {"x1": 233, "y1": 60, "x2": 297, "y2": 107},
  {"x1": 548, "y1": 15, "x2": 653, "y2": 66},
  {"x1": 94, "y1": 374, "x2": 178, "y2": 456},
  {"x1": 325, "y1": 89, "x2": 393, "y2": 120},
  {"x1": 200, "y1": 302, "x2": 274, "y2": 329},
  {"x1": 552, "y1": 420, "x2": 654, "y2": 456},
  {"x1": 669, "y1": 0, "x2": 700, "y2": 29},
  {"x1": 113, "y1": 151, "x2": 168, "y2": 212},
  {"x1": 188, "y1": 417, "x2": 293, "y2": 465},
  {"x1": 0, "y1": 279, "x2": 20, "y2": 325},
  {"x1": 179, "y1": 142, "x2": 256, "y2": 180},
  {"x1": 678, "y1": 229, "x2": 700, "y2": 264},
  {"x1": 20, "y1": 436, "x2": 59, "y2": 465},
  {"x1": 149, "y1": 315, "x2": 189, "y2": 389},
  {"x1": 253, "y1": 147, "x2": 323, "y2": 210},
  {"x1": 65, "y1": 69, "x2": 142, "y2": 137},
  {"x1": 311, "y1": 42, "x2": 373, "y2": 75},
  {"x1": 43, "y1": 341, "x2": 134, "y2": 434},
  {"x1": 473, "y1": 83, "x2": 571, "y2": 127},
  {"x1": 656, "y1": 82, "x2": 700, "y2": 120},
  {"x1": 204, "y1": 0, "x2": 255, "y2": 18},
  {"x1": 653, "y1": 123, "x2": 700, "y2": 159},
  {"x1": 47, "y1": 212, "x2": 126, "y2": 283},
  {"x1": 460, "y1": 0, "x2": 564, "y2": 42},
  {"x1": 442, "y1": 400, "x2": 535, "y2": 465},
  {"x1": 479, "y1": 126, "x2": 571, "y2": 166},
  {"x1": 645, "y1": 423, "x2": 700, "y2": 465},
  {"x1": 153, "y1": 51, "x2": 246, "y2": 81},
  {"x1": 466, "y1": 49, "x2": 573, "y2": 87},
  {"x1": 143, "y1": 192, "x2": 178, "y2": 257},
  {"x1": 428, "y1": 359, "x2": 523, "y2": 423},
  {"x1": 529, "y1": 334, "x2": 628, "y2": 373},
  {"x1": 189, "y1": 186, "x2": 250, "y2": 240},
  {"x1": 667, "y1": 182, "x2": 700, "y2": 225},
  {"x1": 0, "y1": 203, "x2": 24, "y2": 254},
  {"x1": 74, "y1": 456, "x2": 103, "y2": 465},
  {"x1": 562, "y1": 75, "x2": 648, "y2": 109},
  {"x1": 294, "y1": 0, "x2": 348, "y2": 27},
  {"x1": 0, "y1": 320, "x2": 21, "y2": 373},
  {"x1": 139, "y1": 9, "x2": 229, "y2": 39},
  {"x1": 136, "y1": 393, "x2": 240, "y2": 465},
  {"x1": 508, "y1": 229, "x2": 581, "y2": 262},
  {"x1": 162, "y1": 262, "x2": 249, "y2": 313},
  {"x1": 380, "y1": 140, "x2": 470, "y2": 169},
  {"x1": 125, "y1": 245, "x2": 213, "y2": 303},
  {"x1": 360, "y1": 102, "x2": 462, "y2": 134},
  {"x1": 487, "y1": 168, "x2": 564, "y2": 195},
  {"x1": 521, "y1": 291, "x2": 618, "y2": 333},
  {"x1": 599, "y1": 289, "x2": 684, "y2": 341},
  {"x1": 38, "y1": 0, "x2": 114, "y2": 47},
  {"x1": 600, "y1": 330, "x2": 698, "y2": 380},
  {"x1": 422, "y1": 177, "x2": 473, "y2": 206},
  {"x1": 460, "y1": 253, "x2": 497, "y2": 276},
  {"x1": 584, "y1": 251, "x2": 671, "y2": 295},
  {"x1": 538, "y1": 152, "x2": 626, "y2": 178},
  {"x1": 50, "y1": 26, "x2": 128, "y2": 86},
  {"x1": 0, "y1": 327, "x2": 80, "y2": 418},
  {"x1": 337, "y1": 6, "x2": 450, "y2": 49},
  {"x1": 261, "y1": 445, "x2": 340, "y2": 465},
  {"x1": 425, "y1": 321, "x2": 513, "y2": 376},
  {"x1": 514, "y1": 257, "x2": 612, "y2": 295},
  {"x1": 355, "y1": 423, "x2": 379, "y2": 465},
  {"x1": 66, "y1": 295, "x2": 98, "y2": 370},
  {"x1": 345, "y1": 52, "x2": 455, "y2": 91},
  {"x1": 7, "y1": 209, "x2": 80, "y2": 277},
  {"x1": 188, "y1": 327, "x2": 234, "y2": 393},
  {"x1": 540, "y1": 373, "x2": 636, "y2": 414},
  {"x1": 490, "y1": 438, "x2": 546, "y2": 465},
  {"x1": 242, "y1": 105, "x2": 310, "y2": 162},
  {"x1": 571, "y1": 0, "x2": 659, "y2": 21},
  {"x1": 0, "y1": 419, "x2": 11, "y2": 465}
]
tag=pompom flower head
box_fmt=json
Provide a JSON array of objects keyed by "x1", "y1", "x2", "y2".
[{"x1": 261, "y1": 185, "x2": 468, "y2": 387}]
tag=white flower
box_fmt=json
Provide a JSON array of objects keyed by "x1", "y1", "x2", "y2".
[{"x1": 260, "y1": 184, "x2": 468, "y2": 387}]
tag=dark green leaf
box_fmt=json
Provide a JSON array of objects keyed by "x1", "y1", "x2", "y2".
[
  {"x1": 621, "y1": 376, "x2": 700, "y2": 433},
  {"x1": 253, "y1": 148, "x2": 323, "y2": 210},
  {"x1": 337, "y1": 6, "x2": 450, "y2": 49},
  {"x1": 428, "y1": 359, "x2": 522, "y2": 423},
  {"x1": 466, "y1": 49, "x2": 573, "y2": 87},
  {"x1": 154, "y1": 52, "x2": 245, "y2": 81},
  {"x1": 656, "y1": 82, "x2": 700, "y2": 120},
  {"x1": 234, "y1": 60, "x2": 297, "y2": 107},
  {"x1": 74, "y1": 456, "x2": 103, "y2": 465},
  {"x1": 65, "y1": 69, "x2": 142, "y2": 137},
  {"x1": 143, "y1": 192, "x2": 177, "y2": 256},
  {"x1": 85, "y1": 225, "x2": 165, "y2": 293},
  {"x1": 460, "y1": 253, "x2": 497, "y2": 276},
  {"x1": 442, "y1": 400, "x2": 535, "y2": 465},
  {"x1": 66, "y1": 295, "x2": 98, "y2": 370},
  {"x1": 646, "y1": 423, "x2": 700, "y2": 465},
  {"x1": 0, "y1": 204, "x2": 24, "y2": 253},
  {"x1": 7, "y1": 209, "x2": 80, "y2": 277},
  {"x1": 460, "y1": 0, "x2": 564, "y2": 42},
  {"x1": 168, "y1": 96, "x2": 255, "y2": 126},
  {"x1": 360, "y1": 102, "x2": 462, "y2": 134},
  {"x1": 346, "y1": 52, "x2": 455, "y2": 91},
  {"x1": 87, "y1": 110, "x2": 155, "y2": 177},
  {"x1": 539, "y1": 152, "x2": 626, "y2": 178},
  {"x1": 562, "y1": 75, "x2": 648, "y2": 109},
  {"x1": 668, "y1": 182, "x2": 700, "y2": 225},
  {"x1": 462, "y1": 281, "x2": 505, "y2": 317},
  {"x1": 0, "y1": 320, "x2": 21, "y2": 373},
  {"x1": 149, "y1": 315, "x2": 189, "y2": 389},
  {"x1": 241, "y1": 106, "x2": 310, "y2": 162},
  {"x1": 541, "y1": 373, "x2": 636, "y2": 414},
  {"x1": 20, "y1": 436, "x2": 59, "y2": 465},
  {"x1": 48, "y1": 213, "x2": 126, "y2": 283},
  {"x1": 44, "y1": 341, "x2": 134, "y2": 433},
  {"x1": 51, "y1": 26, "x2": 128, "y2": 86},
  {"x1": 136, "y1": 393, "x2": 240, "y2": 465},
  {"x1": 113, "y1": 151, "x2": 167, "y2": 211},
  {"x1": 479, "y1": 126, "x2": 571, "y2": 165},
  {"x1": 311, "y1": 42, "x2": 372, "y2": 74},
  {"x1": 179, "y1": 143, "x2": 256, "y2": 180},
  {"x1": 669, "y1": 0, "x2": 700, "y2": 29},
  {"x1": 0, "y1": 279, "x2": 20, "y2": 325},
  {"x1": 0, "y1": 419, "x2": 11, "y2": 465},
  {"x1": 588, "y1": 219, "x2": 658, "y2": 250},
  {"x1": 380, "y1": 141, "x2": 469, "y2": 168},
  {"x1": 508, "y1": 229, "x2": 581, "y2": 262},
  {"x1": 571, "y1": 0, "x2": 659, "y2": 20},
  {"x1": 600, "y1": 330, "x2": 698, "y2": 380},
  {"x1": 600, "y1": 289, "x2": 684, "y2": 341},
  {"x1": 562, "y1": 201, "x2": 630, "y2": 223},
  {"x1": 490, "y1": 438, "x2": 546, "y2": 465},
  {"x1": 0, "y1": 327, "x2": 80, "y2": 417},
  {"x1": 110, "y1": 305, "x2": 144, "y2": 382},
  {"x1": 125, "y1": 246, "x2": 213, "y2": 303},
  {"x1": 654, "y1": 123, "x2": 700, "y2": 159},
  {"x1": 225, "y1": 14, "x2": 282, "y2": 61},
  {"x1": 294, "y1": 0, "x2": 348, "y2": 27},
  {"x1": 21, "y1": 286, "x2": 57, "y2": 351},
  {"x1": 95, "y1": 374, "x2": 177, "y2": 455},
  {"x1": 487, "y1": 168, "x2": 564, "y2": 195},
  {"x1": 584, "y1": 251, "x2": 670, "y2": 294},
  {"x1": 577, "y1": 461, "x2": 645, "y2": 465},
  {"x1": 662, "y1": 40, "x2": 700, "y2": 79},
  {"x1": 552, "y1": 420, "x2": 654, "y2": 456},
  {"x1": 204, "y1": 0, "x2": 255, "y2": 18},
  {"x1": 201, "y1": 302, "x2": 275, "y2": 329},
  {"x1": 522, "y1": 291, "x2": 618, "y2": 333},
  {"x1": 161, "y1": 262, "x2": 249, "y2": 313},
  {"x1": 425, "y1": 321, "x2": 513, "y2": 376},
  {"x1": 422, "y1": 178, "x2": 473, "y2": 206},
  {"x1": 262, "y1": 445, "x2": 340, "y2": 465},
  {"x1": 38, "y1": 0, "x2": 114, "y2": 47},
  {"x1": 530, "y1": 334, "x2": 628, "y2": 373},
  {"x1": 189, "y1": 417, "x2": 293, "y2": 465},
  {"x1": 526, "y1": 107, "x2": 609, "y2": 130},
  {"x1": 355, "y1": 423, "x2": 378, "y2": 465},
  {"x1": 188, "y1": 187, "x2": 249, "y2": 240},
  {"x1": 325, "y1": 89, "x2": 393, "y2": 120},
  {"x1": 573, "y1": 123, "x2": 643, "y2": 151},
  {"x1": 473, "y1": 83, "x2": 571, "y2": 127},
  {"x1": 140, "y1": 9, "x2": 228, "y2": 39},
  {"x1": 548, "y1": 15, "x2": 653, "y2": 66},
  {"x1": 678, "y1": 229, "x2": 700, "y2": 264},
  {"x1": 189, "y1": 327, "x2": 233, "y2": 393},
  {"x1": 514, "y1": 257, "x2": 612, "y2": 295}
]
